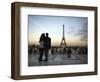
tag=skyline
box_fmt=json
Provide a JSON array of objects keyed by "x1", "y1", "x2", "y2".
[{"x1": 28, "y1": 15, "x2": 88, "y2": 47}]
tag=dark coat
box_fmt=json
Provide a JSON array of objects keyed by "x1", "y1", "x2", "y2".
[{"x1": 44, "y1": 37, "x2": 51, "y2": 49}]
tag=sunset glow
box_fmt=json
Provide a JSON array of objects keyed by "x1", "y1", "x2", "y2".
[{"x1": 28, "y1": 15, "x2": 88, "y2": 47}]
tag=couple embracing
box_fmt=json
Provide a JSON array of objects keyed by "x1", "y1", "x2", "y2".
[{"x1": 39, "y1": 33, "x2": 51, "y2": 61}]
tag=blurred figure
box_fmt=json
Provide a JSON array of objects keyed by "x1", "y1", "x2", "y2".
[
  {"x1": 44, "y1": 33, "x2": 51, "y2": 61},
  {"x1": 39, "y1": 33, "x2": 45, "y2": 61},
  {"x1": 67, "y1": 48, "x2": 71, "y2": 58}
]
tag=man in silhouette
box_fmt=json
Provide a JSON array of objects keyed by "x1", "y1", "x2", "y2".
[{"x1": 44, "y1": 33, "x2": 51, "y2": 61}]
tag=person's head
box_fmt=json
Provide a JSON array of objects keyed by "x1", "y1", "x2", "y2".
[
  {"x1": 41, "y1": 33, "x2": 45, "y2": 38},
  {"x1": 46, "y1": 33, "x2": 49, "y2": 37}
]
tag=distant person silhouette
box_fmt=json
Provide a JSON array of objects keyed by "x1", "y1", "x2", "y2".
[
  {"x1": 67, "y1": 48, "x2": 71, "y2": 58},
  {"x1": 39, "y1": 33, "x2": 45, "y2": 61},
  {"x1": 44, "y1": 33, "x2": 51, "y2": 61}
]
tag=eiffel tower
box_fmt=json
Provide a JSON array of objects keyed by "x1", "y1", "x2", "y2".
[{"x1": 60, "y1": 24, "x2": 67, "y2": 48}]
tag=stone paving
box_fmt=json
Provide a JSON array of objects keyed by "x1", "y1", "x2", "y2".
[{"x1": 28, "y1": 53, "x2": 87, "y2": 66}]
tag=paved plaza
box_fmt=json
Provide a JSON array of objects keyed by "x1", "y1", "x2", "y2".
[{"x1": 28, "y1": 52, "x2": 87, "y2": 66}]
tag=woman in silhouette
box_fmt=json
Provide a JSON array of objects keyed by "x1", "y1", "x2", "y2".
[{"x1": 39, "y1": 33, "x2": 45, "y2": 61}]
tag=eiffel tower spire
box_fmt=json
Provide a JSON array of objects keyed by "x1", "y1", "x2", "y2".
[
  {"x1": 63, "y1": 24, "x2": 65, "y2": 39},
  {"x1": 60, "y1": 24, "x2": 67, "y2": 48}
]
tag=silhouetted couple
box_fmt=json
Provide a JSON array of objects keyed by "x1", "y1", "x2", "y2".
[{"x1": 39, "y1": 33, "x2": 51, "y2": 62}]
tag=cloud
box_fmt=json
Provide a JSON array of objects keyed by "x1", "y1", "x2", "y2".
[{"x1": 71, "y1": 22, "x2": 88, "y2": 42}]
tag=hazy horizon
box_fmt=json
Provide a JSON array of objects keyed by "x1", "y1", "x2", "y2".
[{"x1": 28, "y1": 15, "x2": 88, "y2": 47}]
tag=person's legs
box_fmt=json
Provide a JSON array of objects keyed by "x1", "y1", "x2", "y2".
[
  {"x1": 44, "y1": 48, "x2": 49, "y2": 61},
  {"x1": 39, "y1": 48, "x2": 43, "y2": 61}
]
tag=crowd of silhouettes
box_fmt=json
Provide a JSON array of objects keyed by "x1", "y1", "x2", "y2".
[{"x1": 28, "y1": 33, "x2": 87, "y2": 61}]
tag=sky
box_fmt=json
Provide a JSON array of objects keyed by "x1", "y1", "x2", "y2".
[{"x1": 28, "y1": 15, "x2": 88, "y2": 47}]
